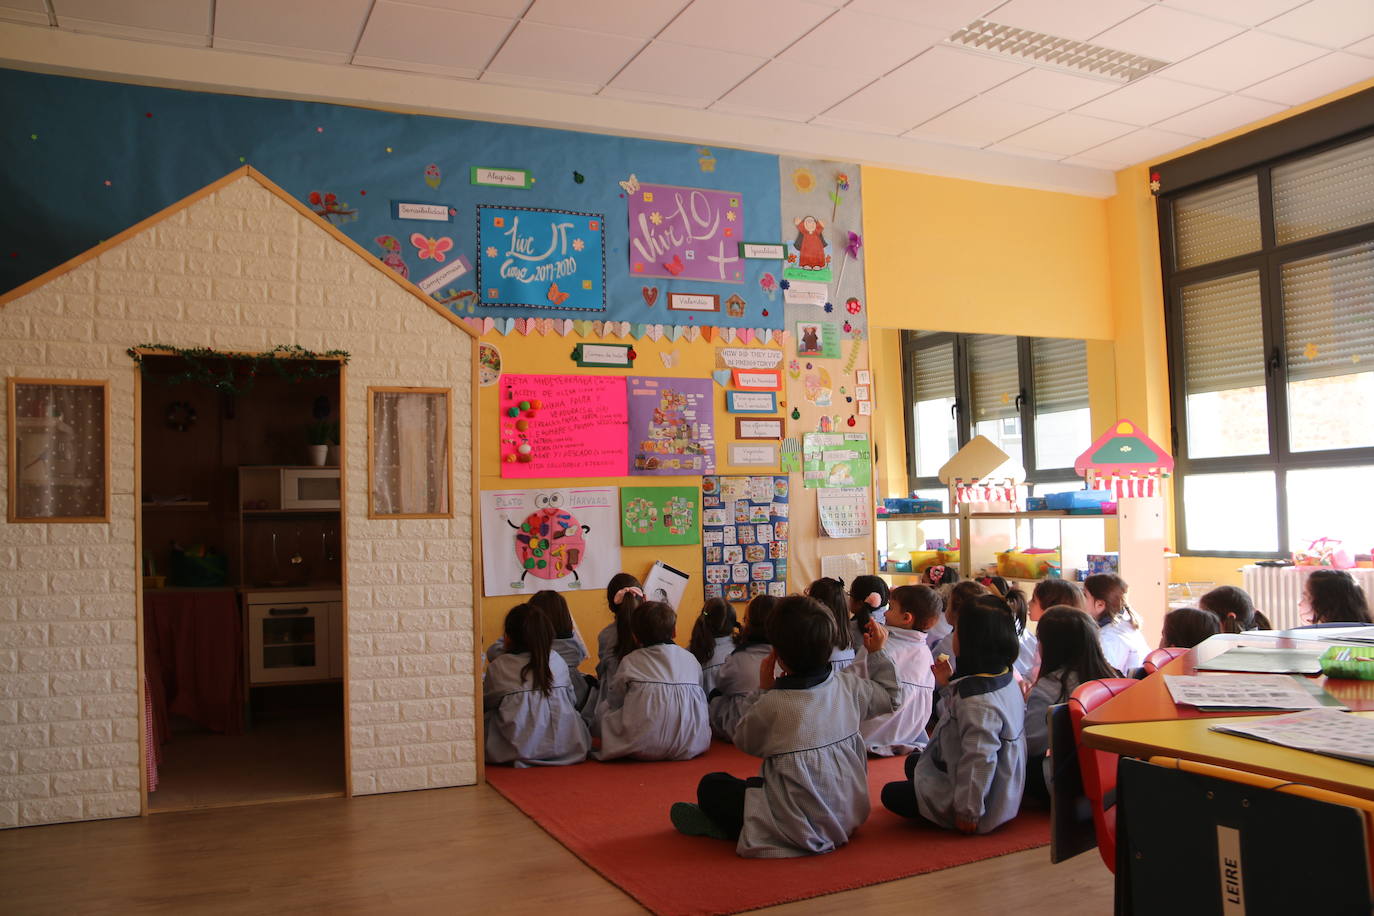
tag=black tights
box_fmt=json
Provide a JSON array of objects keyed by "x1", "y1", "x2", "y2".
[{"x1": 696, "y1": 771, "x2": 764, "y2": 838}]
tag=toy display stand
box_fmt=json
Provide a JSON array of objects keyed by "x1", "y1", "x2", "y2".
[{"x1": 1074, "y1": 419, "x2": 1174, "y2": 622}]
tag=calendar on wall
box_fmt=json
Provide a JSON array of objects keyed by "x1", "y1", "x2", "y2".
[{"x1": 817, "y1": 486, "x2": 871, "y2": 538}]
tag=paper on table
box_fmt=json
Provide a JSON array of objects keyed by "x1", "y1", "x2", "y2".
[
  {"x1": 1211, "y1": 709, "x2": 1374, "y2": 767},
  {"x1": 1193, "y1": 646, "x2": 1326, "y2": 675},
  {"x1": 1164, "y1": 674, "x2": 1339, "y2": 710}
]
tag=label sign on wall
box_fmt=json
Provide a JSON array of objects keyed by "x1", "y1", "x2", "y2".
[
  {"x1": 471, "y1": 166, "x2": 533, "y2": 189},
  {"x1": 477, "y1": 206, "x2": 606, "y2": 312},
  {"x1": 392, "y1": 200, "x2": 453, "y2": 222},
  {"x1": 628, "y1": 183, "x2": 744, "y2": 283}
]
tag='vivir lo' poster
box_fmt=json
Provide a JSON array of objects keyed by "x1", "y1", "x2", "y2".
[{"x1": 627, "y1": 376, "x2": 715, "y2": 476}]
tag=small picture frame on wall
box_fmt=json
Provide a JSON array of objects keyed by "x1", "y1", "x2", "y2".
[
  {"x1": 735, "y1": 417, "x2": 783, "y2": 440},
  {"x1": 725, "y1": 391, "x2": 777, "y2": 414},
  {"x1": 368, "y1": 387, "x2": 453, "y2": 519},
  {"x1": 6, "y1": 378, "x2": 109, "y2": 523}
]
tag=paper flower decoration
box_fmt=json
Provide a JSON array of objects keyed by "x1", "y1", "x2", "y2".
[
  {"x1": 792, "y1": 168, "x2": 816, "y2": 193},
  {"x1": 836, "y1": 173, "x2": 850, "y2": 191},
  {"x1": 845, "y1": 232, "x2": 863, "y2": 259},
  {"x1": 779, "y1": 278, "x2": 790, "y2": 290},
  {"x1": 823, "y1": 302, "x2": 834, "y2": 313},
  {"x1": 1149, "y1": 172, "x2": 1161, "y2": 195}
]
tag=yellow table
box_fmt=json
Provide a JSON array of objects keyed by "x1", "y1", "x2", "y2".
[{"x1": 1083, "y1": 711, "x2": 1374, "y2": 801}]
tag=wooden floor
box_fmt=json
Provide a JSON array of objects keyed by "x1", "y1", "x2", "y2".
[{"x1": 0, "y1": 785, "x2": 1115, "y2": 915}]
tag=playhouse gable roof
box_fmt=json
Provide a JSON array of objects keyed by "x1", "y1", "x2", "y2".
[{"x1": 0, "y1": 166, "x2": 475, "y2": 339}]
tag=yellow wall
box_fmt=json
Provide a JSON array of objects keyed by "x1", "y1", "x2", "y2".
[{"x1": 863, "y1": 168, "x2": 1114, "y2": 339}]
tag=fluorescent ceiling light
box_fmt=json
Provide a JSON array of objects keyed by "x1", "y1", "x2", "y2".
[{"x1": 946, "y1": 19, "x2": 1170, "y2": 83}]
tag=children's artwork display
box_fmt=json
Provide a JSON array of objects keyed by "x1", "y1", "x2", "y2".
[
  {"x1": 480, "y1": 487, "x2": 620, "y2": 597},
  {"x1": 784, "y1": 215, "x2": 832, "y2": 282},
  {"x1": 796, "y1": 320, "x2": 839, "y2": 359},
  {"x1": 477, "y1": 205, "x2": 605, "y2": 311},
  {"x1": 627, "y1": 183, "x2": 744, "y2": 283},
  {"x1": 499, "y1": 374, "x2": 628, "y2": 478},
  {"x1": 621, "y1": 486, "x2": 699, "y2": 547},
  {"x1": 701, "y1": 475, "x2": 789, "y2": 603},
  {"x1": 802, "y1": 432, "x2": 871, "y2": 488},
  {"x1": 628, "y1": 377, "x2": 715, "y2": 475}
]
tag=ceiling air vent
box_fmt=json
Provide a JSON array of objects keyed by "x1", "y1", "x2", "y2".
[{"x1": 945, "y1": 19, "x2": 1169, "y2": 83}]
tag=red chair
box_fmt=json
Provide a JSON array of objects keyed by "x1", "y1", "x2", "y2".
[
  {"x1": 1067, "y1": 678, "x2": 1138, "y2": 872},
  {"x1": 1141, "y1": 646, "x2": 1188, "y2": 674}
]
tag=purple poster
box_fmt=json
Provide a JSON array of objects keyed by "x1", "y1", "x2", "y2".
[
  {"x1": 628, "y1": 376, "x2": 716, "y2": 476},
  {"x1": 627, "y1": 183, "x2": 745, "y2": 283}
]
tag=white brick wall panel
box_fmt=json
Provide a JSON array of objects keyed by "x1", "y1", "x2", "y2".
[
  {"x1": 0, "y1": 650, "x2": 15, "y2": 674},
  {"x1": 3, "y1": 774, "x2": 51, "y2": 801},
  {"x1": 0, "y1": 747, "x2": 16, "y2": 770},
  {"x1": 351, "y1": 746, "x2": 401, "y2": 771},
  {"x1": 375, "y1": 766, "x2": 429, "y2": 794},
  {"x1": 2, "y1": 176, "x2": 476, "y2": 823},
  {"x1": 374, "y1": 721, "x2": 428, "y2": 747},
  {"x1": 52, "y1": 768, "x2": 113, "y2": 796},
  {"x1": 0, "y1": 723, "x2": 50, "y2": 749},
  {"x1": 350, "y1": 725, "x2": 375, "y2": 749},
  {"x1": 19, "y1": 697, "x2": 81, "y2": 723}
]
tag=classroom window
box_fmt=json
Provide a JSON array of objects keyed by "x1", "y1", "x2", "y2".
[
  {"x1": 900, "y1": 332, "x2": 1091, "y2": 498},
  {"x1": 1161, "y1": 127, "x2": 1374, "y2": 558}
]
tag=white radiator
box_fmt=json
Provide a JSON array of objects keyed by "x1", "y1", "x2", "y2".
[{"x1": 1242, "y1": 565, "x2": 1374, "y2": 630}]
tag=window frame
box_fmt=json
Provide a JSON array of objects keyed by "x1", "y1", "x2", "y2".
[
  {"x1": 1159, "y1": 126, "x2": 1374, "y2": 559},
  {"x1": 899, "y1": 331, "x2": 1086, "y2": 496}
]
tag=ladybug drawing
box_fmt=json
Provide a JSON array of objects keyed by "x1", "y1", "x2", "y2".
[{"x1": 507, "y1": 492, "x2": 591, "y2": 583}]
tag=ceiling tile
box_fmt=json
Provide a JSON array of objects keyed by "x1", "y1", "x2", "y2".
[
  {"x1": 486, "y1": 22, "x2": 646, "y2": 87},
  {"x1": 1160, "y1": 30, "x2": 1326, "y2": 90},
  {"x1": 715, "y1": 59, "x2": 871, "y2": 119},
  {"x1": 1152, "y1": 93, "x2": 1288, "y2": 135},
  {"x1": 1001, "y1": 112, "x2": 1136, "y2": 156},
  {"x1": 1348, "y1": 34, "x2": 1374, "y2": 57},
  {"x1": 54, "y1": 0, "x2": 209, "y2": 33},
  {"x1": 888, "y1": 45, "x2": 1029, "y2": 94},
  {"x1": 477, "y1": 72, "x2": 601, "y2": 95},
  {"x1": 1259, "y1": 0, "x2": 1374, "y2": 49},
  {"x1": 1242, "y1": 51, "x2": 1374, "y2": 104},
  {"x1": 983, "y1": 141, "x2": 1071, "y2": 161},
  {"x1": 991, "y1": 0, "x2": 1150, "y2": 42},
  {"x1": 1059, "y1": 154, "x2": 1132, "y2": 171},
  {"x1": 658, "y1": 0, "x2": 833, "y2": 58},
  {"x1": 1073, "y1": 77, "x2": 1223, "y2": 126},
  {"x1": 216, "y1": 0, "x2": 373, "y2": 57},
  {"x1": 906, "y1": 96, "x2": 1059, "y2": 147},
  {"x1": 844, "y1": 0, "x2": 999, "y2": 30},
  {"x1": 597, "y1": 85, "x2": 710, "y2": 109},
  {"x1": 984, "y1": 68, "x2": 1118, "y2": 110},
  {"x1": 1092, "y1": 5, "x2": 1243, "y2": 62},
  {"x1": 1159, "y1": 0, "x2": 1307, "y2": 27},
  {"x1": 605, "y1": 40, "x2": 764, "y2": 103},
  {"x1": 1075, "y1": 126, "x2": 1199, "y2": 169},
  {"x1": 814, "y1": 80, "x2": 970, "y2": 135},
  {"x1": 397, "y1": 0, "x2": 533, "y2": 15},
  {"x1": 0, "y1": 2, "x2": 47, "y2": 26},
  {"x1": 524, "y1": 0, "x2": 688, "y2": 38},
  {"x1": 777, "y1": 10, "x2": 948, "y2": 84},
  {"x1": 354, "y1": 2, "x2": 512, "y2": 73}
]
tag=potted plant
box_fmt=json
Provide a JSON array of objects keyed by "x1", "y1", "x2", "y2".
[
  {"x1": 306, "y1": 420, "x2": 331, "y2": 466},
  {"x1": 326, "y1": 420, "x2": 340, "y2": 467}
]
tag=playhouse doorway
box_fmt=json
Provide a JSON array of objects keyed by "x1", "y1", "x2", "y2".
[{"x1": 137, "y1": 352, "x2": 348, "y2": 811}]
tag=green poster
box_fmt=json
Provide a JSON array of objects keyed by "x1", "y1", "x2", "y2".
[
  {"x1": 620, "y1": 486, "x2": 700, "y2": 546},
  {"x1": 801, "y1": 432, "x2": 871, "y2": 488}
]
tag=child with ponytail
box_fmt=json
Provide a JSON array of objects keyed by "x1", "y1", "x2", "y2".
[
  {"x1": 1084, "y1": 573, "x2": 1151, "y2": 675},
  {"x1": 483, "y1": 603, "x2": 591, "y2": 767},
  {"x1": 689, "y1": 597, "x2": 739, "y2": 695}
]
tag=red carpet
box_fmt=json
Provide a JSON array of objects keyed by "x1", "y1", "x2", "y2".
[{"x1": 486, "y1": 741, "x2": 1051, "y2": 915}]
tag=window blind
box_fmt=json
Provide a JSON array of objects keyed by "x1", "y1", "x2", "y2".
[
  {"x1": 1182, "y1": 271, "x2": 1266, "y2": 394},
  {"x1": 912, "y1": 343, "x2": 954, "y2": 401},
  {"x1": 1032, "y1": 337, "x2": 1089, "y2": 413},
  {"x1": 1273, "y1": 134, "x2": 1374, "y2": 246},
  {"x1": 1282, "y1": 241, "x2": 1374, "y2": 382},
  {"x1": 970, "y1": 335, "x2": 1019, "y2": 420},
  {"x1": 1173, "y1": 175, "x2": 1261, "y2": 271}
]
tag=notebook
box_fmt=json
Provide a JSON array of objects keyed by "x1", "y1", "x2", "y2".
[
  {"x1": 1211, "y1": 709, "x2": 1374, "y2": 767},
  {"x1": 1193, "y1": 646, "x2": 1326, "y2": 676}
]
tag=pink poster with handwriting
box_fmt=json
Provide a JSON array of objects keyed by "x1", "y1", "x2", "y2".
[
  {"x1": 627, "y1": 183, "x2": 745, "y2": 283},
  {"x1": 499, "y1": 374, "x2": 629, "y2": 478}
]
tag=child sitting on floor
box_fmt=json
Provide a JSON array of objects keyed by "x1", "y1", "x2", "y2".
[
  {"x1": 1159, "y1": 606, "x2": 1220, "y2": 650},
  {"x1": 859, "y1": 585, "x2": 936, "y2": 757},
  {"x1": 483, "y1": 603, "x2": 591, "y2": 767},
  {"x1": 709, "y1": 594, "x2": 776, "y2": 742},
  {"x1": 670, "y1": 595, "x2": 901, "y2": 857},
  {"x1": 881, "y1": 597, "x2": 1027, "y2": 833},
  {"x1": 1021, "y1": 606, "x2": 1119, "y2": 804},
  {"x1": 928, "y1": 579, "x2": 989, "y2": 663},
  {"x1": 1085, "y1": 573, "x2": 1151, "y2": 675},
  {"x1": 594, "y1": 573, "x2": 643, "y2": 687},
  {"x1": 807, "y1": 577, "x2": 856, "y2": 671},
  {"x1": 689, "y1": 597, "x2": 739, "y2": 696},
  {"x1": 1198, "y1": 585, "x2": 1271, "y2": 633},
  {"x1": 848, "y1": 574, "x2": 891, "y2": 647},
  {"x1": 594, "y1": 601, "x2": 710, "y2": 762}
]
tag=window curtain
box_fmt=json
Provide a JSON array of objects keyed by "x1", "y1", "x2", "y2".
[
  {"x1": 12, "y1": 383, "x2": 105, "y2": 519},
  {"x1": 370, "y1": 391, "x2": 449, "y2": 516}
]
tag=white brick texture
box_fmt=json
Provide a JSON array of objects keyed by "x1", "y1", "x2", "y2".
[{"x1": 0, "y1": 174, "x2": 477, "y2": 827}]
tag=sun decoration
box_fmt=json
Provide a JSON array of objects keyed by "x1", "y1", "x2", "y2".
[{"x1": 792, "y1": 168, "x2": 816, "y2": 193}]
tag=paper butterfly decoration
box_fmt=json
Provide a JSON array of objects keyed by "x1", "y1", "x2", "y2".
[
  {"x1": 411, "y1": 234, "x2": 453, "y2": 262},
  {"x1": 619, "y1": 173, "x2": 640, "y2": 195},
  {"x1": 547, "y1": 283, "x2": 570, "y2": 305},
  {"x1": 845, "y1": 232, "x2": 863, "y2": 259},
  {"x1": 662, "y1": 255, "x2": 685, "y2": 276}
]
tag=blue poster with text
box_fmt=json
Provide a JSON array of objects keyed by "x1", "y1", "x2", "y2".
[{"x1": 476, "y1": 205, "x2": 606, "y2": 312}]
